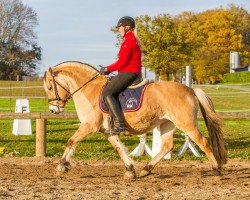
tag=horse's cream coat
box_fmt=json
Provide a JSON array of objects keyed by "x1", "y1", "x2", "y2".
[{"x1": 44, "y1": 62, "x2": 227, "y2": 179}]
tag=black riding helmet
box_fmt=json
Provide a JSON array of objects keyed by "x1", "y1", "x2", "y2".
[{"x1": 116, "y1": 16, "x2": 135, "y2": 29}]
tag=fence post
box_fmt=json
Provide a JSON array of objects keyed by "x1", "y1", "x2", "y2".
[{"x1": 36, "y1": 119, "x2": 47, "y2": 157}]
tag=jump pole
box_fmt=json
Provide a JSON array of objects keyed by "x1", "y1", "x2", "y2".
[{"x1": 177, "y1": 66, "x2": 201, "y2": 157}]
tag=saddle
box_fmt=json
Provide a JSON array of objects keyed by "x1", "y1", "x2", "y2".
[
  {"x1": 99, "y1": 74, "x2": 149, "y2": 113},
  {"x1": 128, "y1": 73, "x2": 149, "y2": 88}
]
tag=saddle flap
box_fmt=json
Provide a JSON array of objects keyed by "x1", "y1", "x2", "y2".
[{"x1": 99, "y1": 85, "x2": 147, "y2": 113}]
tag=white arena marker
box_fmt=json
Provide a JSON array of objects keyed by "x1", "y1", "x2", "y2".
[
  {"x1": 178, "y1": 133, "x2": 201, "y2": 157},
  {"x1": 12, "y1": 99, "x2": 32, "y2": 135},
  {"x1": 152, "y1": 127, "x2": 171, "y2": 159},
  {"x1": 129, "y1": 134, "x2": 152, "y2": 157}
]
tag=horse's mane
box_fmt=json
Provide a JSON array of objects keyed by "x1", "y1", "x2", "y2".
[{"x1": 53, "y1": 61, "x2": 99, "y2": 73}]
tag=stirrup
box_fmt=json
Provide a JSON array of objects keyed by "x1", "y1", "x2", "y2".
[
  {"x1": 104, "y1": 126, "x2": 125, "y2": 135},
  {"x1": 112, "y1": 126, "x2": 125, "y2": 134}
]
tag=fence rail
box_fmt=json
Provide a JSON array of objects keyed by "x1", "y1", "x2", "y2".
[{"x1": 0, "y1": 111, "x2": 249, "y2": 120}]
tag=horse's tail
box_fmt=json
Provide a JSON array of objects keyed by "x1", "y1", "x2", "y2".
[{"x1": 194, "y1": 88, "x2": 227, "y2": 166}]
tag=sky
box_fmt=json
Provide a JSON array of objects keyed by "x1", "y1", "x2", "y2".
[{"x1": 22, "y1": 0, "x2": 250, "y2": 76}]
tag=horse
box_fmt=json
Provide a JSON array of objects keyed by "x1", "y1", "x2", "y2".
[{"x1": 43, "y1": 61, "x2": 227, "y2": 180}]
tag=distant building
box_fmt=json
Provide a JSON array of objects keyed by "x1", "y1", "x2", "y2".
[
  {"x1": 230, "y1": 51, "x2": 250, "y2": 73},
  {"x1": 231, "y1": 65, "x2": 250, "y2": 73}
]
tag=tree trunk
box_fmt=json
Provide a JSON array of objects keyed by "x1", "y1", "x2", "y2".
[
  {"x1": 154, "y1": 73, "x2": 160, "y2": 82},
  {"x1": 166, "y1": 72, "x2": 170, "y2": 81}
]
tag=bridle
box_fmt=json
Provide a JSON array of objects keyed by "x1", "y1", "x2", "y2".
[{"x1": 47, "y1": 69, "x2": 100, "y2": 106}]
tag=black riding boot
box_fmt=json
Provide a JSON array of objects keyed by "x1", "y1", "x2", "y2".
[{"x1": 105, "y1": 95, "x2": 125, "y2": 134}]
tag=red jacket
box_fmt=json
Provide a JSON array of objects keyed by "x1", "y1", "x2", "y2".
[{"x1": 107, "y1": 31, "x2": 142, "y2": 73}]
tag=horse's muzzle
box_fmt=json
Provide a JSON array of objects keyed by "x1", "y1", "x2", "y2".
[{"x1": 49, "y1": 105, "x2": 64, "y2": 114}]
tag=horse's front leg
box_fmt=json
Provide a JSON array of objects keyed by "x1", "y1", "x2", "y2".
[
  {"x1": 105, "y1": 134, "x2": 136, "y2": 180},
  {"x1": 57, "y1": 123, "x2": 96, "y2": 173}
]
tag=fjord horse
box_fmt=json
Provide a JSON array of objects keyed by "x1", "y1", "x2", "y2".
[{"x1": 43, "y1": 61, "x2": 227, "y2": 179}]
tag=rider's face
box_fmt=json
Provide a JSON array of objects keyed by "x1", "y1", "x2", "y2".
[
  {"x1": 118, "y1": 26, "x2": 126, "y2": 37},
  {"x1": 118, "y1": 26, "x2": 130, "y2": 38}
]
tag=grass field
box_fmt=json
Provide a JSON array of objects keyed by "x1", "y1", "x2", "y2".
[
  {"x1": 0, "y1": 81, "x2": 249, "y2": 160},
  {"x1": 0, "y1": 98, "x2": 76, "y2": 112},
  {"x1": 192, "y1": 84, "x2": 250, "y2": 112}
]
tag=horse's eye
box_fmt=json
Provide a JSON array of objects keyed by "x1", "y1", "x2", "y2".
[{"x1": 48, "y1": 81, "x2": 53, "y2": 90}]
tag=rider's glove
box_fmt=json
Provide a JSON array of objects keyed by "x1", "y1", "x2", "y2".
[{"x1": 99, "y1": 66, "x2": 110, "y2": 75}]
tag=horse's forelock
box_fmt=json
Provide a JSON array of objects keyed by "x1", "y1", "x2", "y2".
[{"x1": 43, "y1": 71, "x2": 52, "y2": 91}]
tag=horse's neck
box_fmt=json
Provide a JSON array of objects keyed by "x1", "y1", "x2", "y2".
[{"x1": 66, "y1": 74, "x2": 105, "y2": 123}]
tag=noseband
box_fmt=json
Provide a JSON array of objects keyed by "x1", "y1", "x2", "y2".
[{"x1": 47, "y1": 69, "x2": 100, "y2": 105}]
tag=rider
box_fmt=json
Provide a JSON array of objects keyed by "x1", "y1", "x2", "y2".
[{"x1": 100, "y1": 16, "x2": 142, "y2": 134}]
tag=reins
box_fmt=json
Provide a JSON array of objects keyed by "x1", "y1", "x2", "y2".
[{"x1": 48, "y1": 69, "x2": 100, "y2": 104}]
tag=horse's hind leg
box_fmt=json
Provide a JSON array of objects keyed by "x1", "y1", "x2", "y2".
[
  {"x1": 57, "y1": 123, "x2": 95, "y2": 173},
  {"x1": 105, "y1": 134, "x2": 136, "y2": 180},
  {"x1": 185, "y1": 127, "x2": 220, "y2": 171},
  {"x1": 140, "y1": 121, "x2": 175, "y2": 177}
]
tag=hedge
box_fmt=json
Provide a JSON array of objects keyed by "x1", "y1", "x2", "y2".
[{"x1": 222, "y1": 71, "x2": 250, "y2": 83}]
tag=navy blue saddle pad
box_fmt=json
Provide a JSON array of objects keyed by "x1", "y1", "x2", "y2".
[{"x1": 99, "y1": 85, "x2": 147, "y2": 113}]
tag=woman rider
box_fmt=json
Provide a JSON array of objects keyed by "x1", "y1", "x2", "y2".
[{"x1": 100, "y1": 16, "x2": 142, "y2": 134}]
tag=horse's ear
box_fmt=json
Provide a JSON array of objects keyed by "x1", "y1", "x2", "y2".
[{"x1": 48, "y1": 67, "x2": 53, "y2": 76}]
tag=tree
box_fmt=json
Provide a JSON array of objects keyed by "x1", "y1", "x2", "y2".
[
  {"x1": 0, "y1": 0, "x2": 41, "y2": 80},
  {"x1": 136, "y1": 14, "x2": 188, "y2": 81},
  {"x1": 174, "y1": 6, "x2": 250, "y2": 83},
  {"x1": 228, "y1": 4, "x2": 250, "y2": 66},
  {"x1": 191, "y1": 6, "x2": 250, "y2": 83}
]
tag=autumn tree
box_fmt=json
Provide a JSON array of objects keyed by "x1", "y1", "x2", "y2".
[
  {"x1": 0, "y1": 0, "x2": 41, "y2": 80},
  {"x1": 136, "y1": 14, "x2": 190, "y2": 81},
  {"x1": 190, "y1": 5, "x2": 250, "y2": 83},
  {"x1": 228, "y1": 4, "x2": 250, "y2": 65}
]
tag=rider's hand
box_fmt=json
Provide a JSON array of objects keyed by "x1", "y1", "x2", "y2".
[{"x1": 99, "y1": 66, "x2": 110, "y2": 75}]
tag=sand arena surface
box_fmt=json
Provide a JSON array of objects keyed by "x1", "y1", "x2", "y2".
[{"x1": 0, "y1": 157, "x2": 249, "y2": 199}]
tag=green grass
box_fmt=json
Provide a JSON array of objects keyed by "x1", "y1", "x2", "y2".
[
  {"x1": 218, "y1": 83, "x2": 250, "y2": 87},
  {"x1": 0, "y1": 99, "x2": 76, "y2": 112},
  {"x1": 0, "y1": 81, "x2": 45, "y2": 97},
  {"x1": 211, "y1": 95, "x2": 250, "y2": 112},
  {"x1": 0, "y1": 119, "x2": 249, "y2": 160},
  {"x1": 0, "y1": 81, "x2": 43, "y2": 87},
  {"x1": 192, "y1": 85, "x2": 250, "y2": 112}
]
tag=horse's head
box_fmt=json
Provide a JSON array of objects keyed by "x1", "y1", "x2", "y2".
[{"x1": 43, "y1": 67, "x2": 70, "y2": 114}]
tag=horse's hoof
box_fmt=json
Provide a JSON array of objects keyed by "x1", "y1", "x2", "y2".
[
  {"x1": 139, "y1": 169, "x2": 151, "y2": 177},
  {"x1": 212, "y1": 165, "x2": 222, "y2": 176},
  {"x1": 124, "y1": 171, "x2": 136, "y2": 180},
  {"x1": 56, "y1": 162, "x2": 70, "y2": 173},
  {"x1": 213, "y1": 169, "x2": 222, "y2": 176}
]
